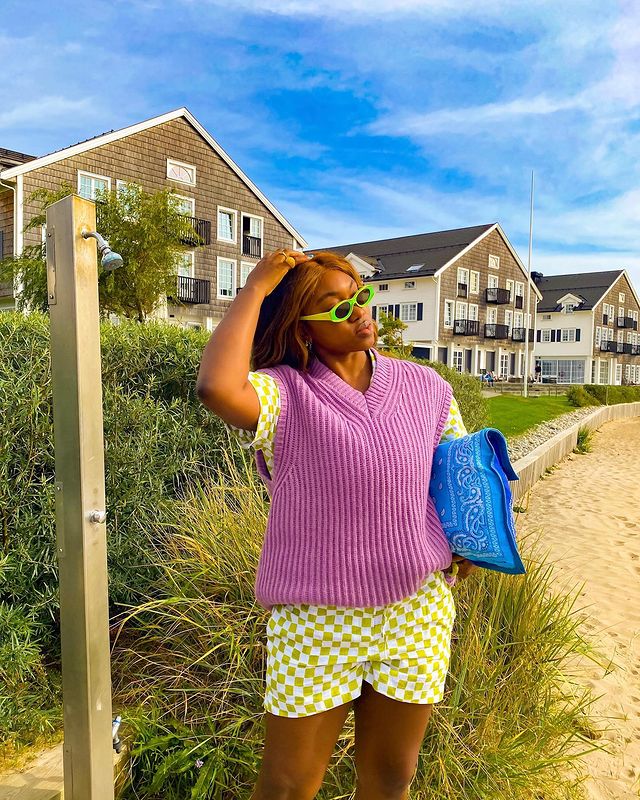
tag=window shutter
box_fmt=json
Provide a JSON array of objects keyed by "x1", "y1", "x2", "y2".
[
  {"x1": 551, "y1": 330, "x2": 556, "y2": 342},
  {"x1": 394, "y1": 304, "x2": 400, "y2": 318},
  {"x1": 417, "y1": 303, "x2": 423, "y2": 321},
  {"x1": 372, "y1": 305, "x2": 377, "y2": 321},
  {"x1": 556, "y1": 329, "x2": 561, "y2": 340},
  {"x1": 575, "y1": 329, "x2": 580, "y2": 341},
  {"x1": 536, "y1": 330, "x2": 541, "y2": 342}
]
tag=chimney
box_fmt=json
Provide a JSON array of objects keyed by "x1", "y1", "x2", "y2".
[{"x1": 531, "y1": 271, "x2": 544, "y2": 284}]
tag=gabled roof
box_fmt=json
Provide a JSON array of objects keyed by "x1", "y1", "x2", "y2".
[
  {"x1": 317, "y1": 224, "x2": 494, "y2": 279},
  {"x1": 0, "y1": 147, "x2": 36, "y2": 171},
  {"x1": 535, "y1": 270, "x2": 625, "y2": 312},
  {"x1": 315, "y1": 222, "x2": 543, "y2": 299},
  {"x1": 0, "y1": 108, "x2": 306, "y2": 246}
]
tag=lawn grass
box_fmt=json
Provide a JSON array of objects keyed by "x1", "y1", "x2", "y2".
[{"x1": 487, "y1": 394, "x2": 574, "y2": 438}]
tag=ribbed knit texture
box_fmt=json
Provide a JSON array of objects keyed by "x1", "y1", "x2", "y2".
[{"x1": 253, "y1": 349, "x2": 453, "y2": 609}]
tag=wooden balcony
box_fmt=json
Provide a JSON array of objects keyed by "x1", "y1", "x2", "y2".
[
  {"x1": 172, "y1": 276, "x2": 211, "y2": 304},
  {"x1": 485, "y1": 287, "x2": 511, "y2": 304},
  {"x1": 453, "y1": 318, "x2": 480, "y2": 336},
  {"x1": 617, "y1": 316, "x2": 638, "y2": 329},
  {"x1": 484, "y1": 323, "x2": 510, "y2": 340},
  {"x1": 600, "y1": 340, "x2": 624, "y2": 354}
]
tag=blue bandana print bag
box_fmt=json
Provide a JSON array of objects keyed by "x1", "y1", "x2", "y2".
[{"x1": 429, "y1": 428, "x2": 525, "y2": 574}]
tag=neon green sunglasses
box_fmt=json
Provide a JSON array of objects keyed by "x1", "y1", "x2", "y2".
[{"x1": 300, "y1": 284, "x2": 376, "y2": 322}]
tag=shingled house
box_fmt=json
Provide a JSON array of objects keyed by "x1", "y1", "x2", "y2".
[
  {"x1": 0, "y1": 108, "x2": 306, "y2": 329},
  {"x1": 532, "y1": 270, "x2": 640, "y2": 385},
  {"x1": 321, "y1": 223, "x2": 541, "y2": 379}
]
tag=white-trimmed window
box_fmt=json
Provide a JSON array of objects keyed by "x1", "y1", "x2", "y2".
[
  {"x1": 542, "y1": 313, "x2": 552, "y2": 320},
  {"x1": 486, "y1": 307, "x2": 497, "y2": 324},
  {"x1": 378, "y1": 283, "x2": 389, "y2": 292},
  {"x1": 505, "y1": 279, "x2": 514, "y2": 301},
  {"x1": 167, "y1": 159, "x2": 196, "y2": 185},
  {"x1": 217, "y1": 207, "x2": 237, "y2": 243},
  {"x1": 505, "y1": 310, "x2": 513, "y2": 331},
  {"x1": 595, "y1": 326, "x2": 601, "y2": 347},
  {"x1": 487, "y1": 273, "x2": 498, "y2": 289},
  {"x1": 444, "y1": 300, "x2": 454, "y2": 327},
  {"x1": 514, "y1": 311, "x2": 523, "y2": 328},
  {"x1": 470, "y1": 270, "x2": 480, "y2": 294},
  {"x1": 78, "y1": 170, "x2": 111, "y2": 200},
  {"x1": 627, "y1": 331, "x2": 634, "y2": 344},
  {"x1": 241, "y1": 213, "x2": 263, "y2": 258},
  {"x1": 176, "y1": 251, "x2": 194, "y2": 278},
  {"x1": 400, "y1": 303, "x2": 418, "y2": 322},
  {"x1": 172, "y1": 194, "x2": 195, "y2": 216},
  {"x1": 217, "y1": 257, "x2": 236, "y2": 299},
  {"x1": 240, "y1": 261, "x2": 255, "y2": 288},
  {"x1": 404, "y1": 280, "x2": 416, "y2": 289},
  {"x1": 453, "y1": 349, "x2": 463, "y2": 373},
  {"x1": 488, "y1": 254, "x2": 500, "y2": 269},
  {"x1": 618, "y1": 330, "x2": 624, "y2": 343},
  {"x1": 468, "y1": 304, "x2": 479, "y2": 321},
  {"x1": 561, "y1": 328, "x2": 576, "y2": 343},
  {"x1": 618, "y1": 306, "x2": 624, "y2": 319},
  {"x1": 619, "y1": 292, "x2": 626, "y2": 302},
  {"x1": 116, "y1": 179, "x2": 141, "y2": 196},
  {"x1": 455, "y1": 301, "x2": 468, "y2": 320},
  {"x1": 541, "y1": 329, "x2": 552, "y2": 343},
  {"x1": 632, "y1": 310, "x2": 638, "y2": 322}
]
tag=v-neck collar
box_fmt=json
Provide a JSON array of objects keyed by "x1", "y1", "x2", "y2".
[{"x1": 307, "y1": 348, "x2": 397, "y2": 418}]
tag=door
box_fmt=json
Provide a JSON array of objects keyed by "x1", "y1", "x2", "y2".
[
  {"x1": 486, "y1": 351, "x2": 496, "y2": 371},
  {"x1": 465, "y1": 349, "x2": 472, "y2": 373},
  {"x1": 438, "y1": 347, "x2": 448, "y2": 364}
]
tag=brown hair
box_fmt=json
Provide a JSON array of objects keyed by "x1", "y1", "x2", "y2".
[{"x1": 252, "y1": 252, "x2": 377, "y2": 371}]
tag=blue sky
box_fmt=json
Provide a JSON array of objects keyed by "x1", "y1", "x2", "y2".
[{"x1": 2, "y1": 0, "x2": 640, "y2": 290}]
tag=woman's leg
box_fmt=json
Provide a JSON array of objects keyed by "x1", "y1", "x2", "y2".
[
  {"x1": 352, "y1": 680, "x2": 432, "y2": 800},
  {"x1": 251, "y1": 701, "x2": 353, "y2": 800}
]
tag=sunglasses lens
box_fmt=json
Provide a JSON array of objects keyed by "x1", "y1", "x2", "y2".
[
  {"x1": 356, "y1": 287, "x2": 372, "y2": 305},
  {"x1": 334, "y1": 301, "x2": 352, "y2": 320}
]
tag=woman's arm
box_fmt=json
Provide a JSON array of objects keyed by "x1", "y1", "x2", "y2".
[{"x1": 195, "y1": 249, "x2": 309, "y2": 430}]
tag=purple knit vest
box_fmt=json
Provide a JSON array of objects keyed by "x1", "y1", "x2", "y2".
[{"x1": 253, "y1": 350, "x2": 453, "y2": 609}]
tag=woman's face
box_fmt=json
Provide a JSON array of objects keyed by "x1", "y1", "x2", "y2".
[{"x1": 299, "y1": 268, "x2": 376, "y2": 354}]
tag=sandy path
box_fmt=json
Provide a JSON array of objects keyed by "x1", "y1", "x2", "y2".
[{"x1": 517, "y1": 417, "x2": 640, "y2": 800}]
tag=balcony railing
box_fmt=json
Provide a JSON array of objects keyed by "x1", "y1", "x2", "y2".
[
  {"x1": 622, "y1": 342, "x2": 634, "y2": 354},
  {"x1": 242, "y1": 234, "x2": 262, "y2": 258},
  {"x1": 511, "y1": 327, "x2": 535, "y2": 342},
  {"x1": 453, "y1": 318, "x2": 480, "y2": 336},
  {"x1": 484, "y1": 323, "x2": 510, "y2": 339},
  {"x1": 515, "y1": 295, "x2": 524, "y2": 309},
  {"x1": 600, "y1": 340, "x2": 624, "y2": 354},
  {"x1": 457, "y1": 282, "x2": 468, "y2": 298},
  {"x1": 617, "y1": 316, "x2": 638, "y2": 329},
  {"x1": 632, "y1": 345, "x2": 640, "y2": 356},
  {"x1": 173, "y1": 276, "x2": 211, "y2": 304},
  {"x1": 485, "y1": 287, "x2": 511, "y2": 304},
  {"x1": 179, "y1": 217, "x2": 212, "y2": 247}
]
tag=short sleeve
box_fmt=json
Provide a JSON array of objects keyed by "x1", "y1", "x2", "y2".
[
  {"x1": 439, "y1": 396, "x2": 468, "y2": 442},
  {"x1": 226, "y1": 372, "x2": 281, "y2": 461}
]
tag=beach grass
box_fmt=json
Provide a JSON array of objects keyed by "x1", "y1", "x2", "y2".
[
  {"x1": 487, "y1": 394, "x2": 574, "y2": 438},
  {"x1": 111, "y1": 452, "x2": 601, "y2": 800}
]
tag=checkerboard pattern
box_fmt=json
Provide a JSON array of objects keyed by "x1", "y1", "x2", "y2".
[{"x1": 264, "y1": 571, "x2": 456, "y2": 718}]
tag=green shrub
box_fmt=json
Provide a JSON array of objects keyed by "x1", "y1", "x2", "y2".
[
  {"x1": 574, "y1": 426, "x2": 594, "y2": 454},
  {"x1": 583, "y1": 384, "x2": 640, "y2": 405},
  {"x1": 113, "y1": 457, "x2": 597, "y2": 800},
  {"x1": 566, "y1": 385, "x2": 601, "y2": 408}
]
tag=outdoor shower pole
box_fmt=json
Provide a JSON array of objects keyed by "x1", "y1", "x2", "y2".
[{"x1": 46, "y1": 195, "x2": 115, "y2": 799}]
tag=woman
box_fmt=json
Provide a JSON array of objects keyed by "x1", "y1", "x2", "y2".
[{"x1": 196, "y1": 248, "x2": 474, "y2": 800}]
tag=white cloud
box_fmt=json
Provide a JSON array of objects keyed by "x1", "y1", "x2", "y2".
[{"x1": 0, "y1": 97, "x2": 97, "y2": 130}]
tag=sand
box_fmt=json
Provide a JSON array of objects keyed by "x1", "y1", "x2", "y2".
[{"x1": 517, "y1": 417, "x2": 640, "y2": 800}]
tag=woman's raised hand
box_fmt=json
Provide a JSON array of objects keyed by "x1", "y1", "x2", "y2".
[{"x1": 244, "y1": 249, "x2": 312, "y2": 297}]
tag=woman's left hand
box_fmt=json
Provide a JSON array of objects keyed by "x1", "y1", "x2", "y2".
[{"x1": 445, "y1": 554, "x2": 477, "y2": 580}]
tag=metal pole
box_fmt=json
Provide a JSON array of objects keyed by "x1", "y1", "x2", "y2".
[
  {"x1": 523, "y1": 171, "x2": 534, "y2": 398},
  {"x1": 46, "y1": 195, "x2": 115, "y2": 800}
]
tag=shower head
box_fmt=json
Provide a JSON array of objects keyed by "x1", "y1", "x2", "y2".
[{"x1": 81, "y1": 229, "x2": 124, "y2": 272}]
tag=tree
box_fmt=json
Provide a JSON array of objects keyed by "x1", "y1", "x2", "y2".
[
  {"x1": 0, "y1": 183, "x2": 198, "y2": 321},
  {"x1": 377, "y1": 310, "x2": 414, "y2": 357}
]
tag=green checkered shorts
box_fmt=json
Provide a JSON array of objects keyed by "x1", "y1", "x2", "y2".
[{"x1": 264, "y1": 570, "x2": 455, "y2": 718}]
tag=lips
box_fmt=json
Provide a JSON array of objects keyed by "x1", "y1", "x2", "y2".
[{"x1": 356, "y1": 319, "x2": 373, "y2": 334}]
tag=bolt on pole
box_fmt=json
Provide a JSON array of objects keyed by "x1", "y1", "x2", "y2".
[{"x1": 46, "y1": 194, "x2": 115, "y2": 800}]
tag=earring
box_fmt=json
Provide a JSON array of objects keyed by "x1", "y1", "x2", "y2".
[{"x1": 305, "y1": 339, "x2": 313, "y2": 350}]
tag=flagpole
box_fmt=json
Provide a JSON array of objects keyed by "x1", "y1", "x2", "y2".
[{"x1": 523, "y1": 171, "x2": 534, "y2": 398}]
